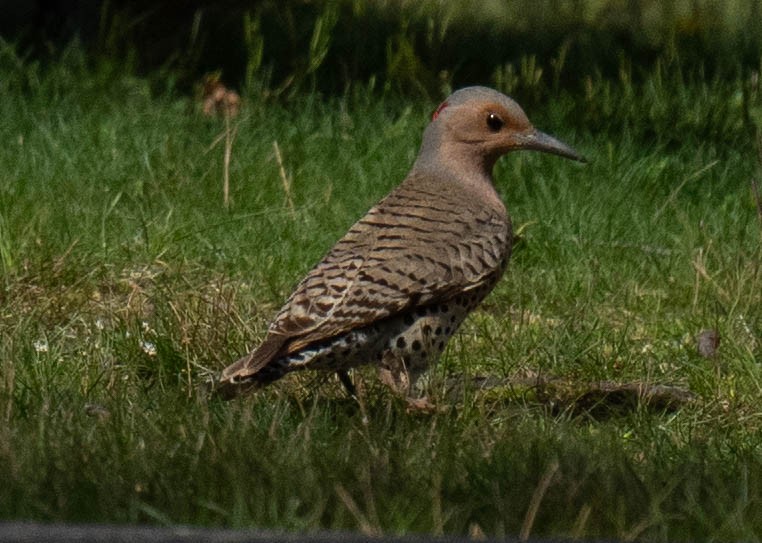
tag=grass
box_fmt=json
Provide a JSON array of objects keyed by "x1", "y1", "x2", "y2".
[{"x1": 1, "y1": 48, "x2": 762, "y2": 541}]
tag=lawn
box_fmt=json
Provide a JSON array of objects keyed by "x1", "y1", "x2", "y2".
[{"x1": 1, "y1": 48, "x2": 761, "y2": 541}]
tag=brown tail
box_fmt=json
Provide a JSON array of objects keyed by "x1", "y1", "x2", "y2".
[{"x1": 213, "y1": 336, "x2": 287, "y2": 400}]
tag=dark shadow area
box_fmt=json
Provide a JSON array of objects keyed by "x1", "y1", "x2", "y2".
[{"x1": 1, "y1": 0, "x2": 761, "y2": 96}]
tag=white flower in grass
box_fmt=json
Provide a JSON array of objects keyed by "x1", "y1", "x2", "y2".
[
  {"x1": 141, "y1": 321, "x2": 156, "y2": 335},
  {"x1": 140, "y1": 340, "x2": 157, "y2": 357},
  {"x1": 33, "y1": 338, "x2": 49, "y2": 353}
]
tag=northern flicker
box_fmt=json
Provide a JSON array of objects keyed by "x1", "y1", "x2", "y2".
[{"x1": 216, "y1": 86, "x2": 583, "y2": 402}]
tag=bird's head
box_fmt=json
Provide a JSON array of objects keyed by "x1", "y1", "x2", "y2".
[{"x1": 418, "y1": 86, "x2": 585, "y2": 176}]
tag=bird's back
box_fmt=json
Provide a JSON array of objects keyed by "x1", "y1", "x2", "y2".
[{"x1": 270, "y1": 169, "x2": 510, "y2": 344}]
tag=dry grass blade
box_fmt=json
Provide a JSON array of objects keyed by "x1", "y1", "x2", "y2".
[
  {"x1": 273, "y1": 140, "x2": 296, "y2": 219},
  {"x1": 653, "y1": 160, "x2": 718, "y2": 221},
  {"x1": 520, "y1": 460, "x2": 560, "y2": 541},
  {"x1": 334, "y1": 483, "x2": 379, "y2": 536},
  {"x1": 198, "y1": 74, "x2": 241, "y2": 209},
  {"x1": 572, "y1": 504, "x2": 592, "y2": 539},
  {"x1": 223, "y1": 113, "x2": 238, "y2": 209}
]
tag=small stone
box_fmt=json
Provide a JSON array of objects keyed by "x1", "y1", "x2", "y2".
[
  {"x1": 697, "y1": 329, "x2": 720, "y2": 358},
  {"x1": 84, "y1": 403, "x2": 111, "y2": 421}
]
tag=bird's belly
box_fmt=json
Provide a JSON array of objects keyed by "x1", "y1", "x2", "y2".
[{"x1": 275, "y1": 272, "x2": 502, "y2": 378}]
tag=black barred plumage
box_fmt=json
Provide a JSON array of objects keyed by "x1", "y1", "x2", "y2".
[{"x1": 216, "y1": 86, "x2": 584, "y2": 402}]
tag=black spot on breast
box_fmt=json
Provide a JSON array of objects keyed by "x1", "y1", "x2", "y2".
[
  {"x1": 437, "y1": 340, "x2": 445, "y2": 351},
  {"x1": 396, "y1": 337, "x2": 407, "y2": 349},
  {"x1": 423, "y1": 325, "x2": 432, "y2": 336},
  {"x1": 435, "y1": 327, "x2": 442, "y2": 336},
  {"x1": 444, "y1": 327, "x2": 452, "y2": 335},
  {"x1": 412, "y1": 340, "x2": 422, "y2": 351}
]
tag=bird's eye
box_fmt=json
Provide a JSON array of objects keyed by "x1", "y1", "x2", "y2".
[{"x1": 486, "y1": 113, "x2": 504, "y2": 132}]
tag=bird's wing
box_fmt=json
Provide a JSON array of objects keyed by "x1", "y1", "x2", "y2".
[{"x1": 271, "y1": 181, "x2": 510, "y2": 353}]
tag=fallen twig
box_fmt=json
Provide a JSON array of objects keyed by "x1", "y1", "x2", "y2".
[{"x1": 450, "y1": 374, "x2": 694, "y2": 416}]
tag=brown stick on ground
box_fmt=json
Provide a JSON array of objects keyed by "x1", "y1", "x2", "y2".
[{"x1": 447, "y1": 375, "x2": 694, "y2": 415}]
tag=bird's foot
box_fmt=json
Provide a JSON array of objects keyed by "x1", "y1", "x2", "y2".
[
  {"x1": 378, "y1": 351, "x2": 411, "y2": 395},
  {"x1": 378, "y1": 352, "x2": 445, "y2": 414}
]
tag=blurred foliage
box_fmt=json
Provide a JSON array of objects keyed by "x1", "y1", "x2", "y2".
[{"x1": 0, "y1": 0, "x2": 760, "y2": 100}]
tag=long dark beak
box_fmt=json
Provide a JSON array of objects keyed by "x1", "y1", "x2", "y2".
[{"x1": 518, "y1": 129, "x2": 586, "y2": 162}]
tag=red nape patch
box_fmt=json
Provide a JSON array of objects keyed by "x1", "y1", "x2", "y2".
[{"x1": 432, "y1": 100, "x2": 449, "y2": 120}]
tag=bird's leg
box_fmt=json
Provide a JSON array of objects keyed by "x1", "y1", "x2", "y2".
[
  {"x1": 336, "y1": 370, "x2": 357, "y2": 398},
  {"x1": 378, "y1": 351, "x2": 437, "y2": 413}
]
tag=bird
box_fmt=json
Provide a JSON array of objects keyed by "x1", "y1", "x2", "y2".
[{"x1": 215, "y1": 86, "x2": 584, "y2": 404}]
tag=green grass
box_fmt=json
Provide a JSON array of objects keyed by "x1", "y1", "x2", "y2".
[{"x1": 1, "y1": 50, "x2": 762, "y2": 541}]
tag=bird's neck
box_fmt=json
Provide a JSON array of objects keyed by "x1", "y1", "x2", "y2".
[{"x1": 411, "y1": 140, "x2": 504, "y2": 211}]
